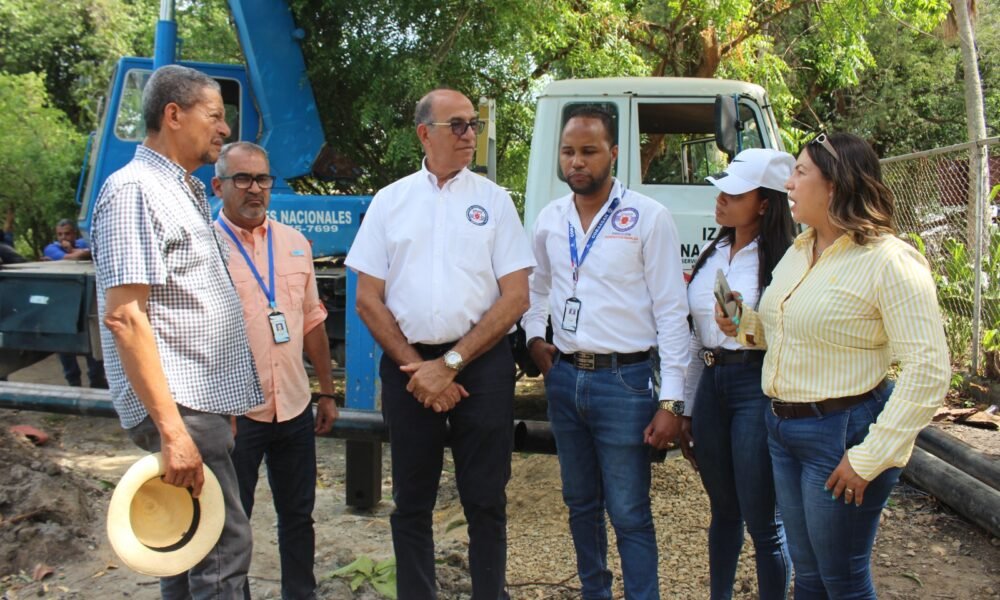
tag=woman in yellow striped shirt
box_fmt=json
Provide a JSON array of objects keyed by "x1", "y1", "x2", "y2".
[{"x1": 716, "y1": 132, "x2": 949, "y2": 599}]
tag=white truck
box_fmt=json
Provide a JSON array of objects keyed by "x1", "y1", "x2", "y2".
[{"x1": 524, "y1": 77, "x2": 784, "y2": 272}]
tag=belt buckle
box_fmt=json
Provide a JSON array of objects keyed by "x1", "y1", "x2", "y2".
[
  {"x1": 702, "y1": 349, "x2": 715, "y2": 367},
  {"x1": 575, "y1": 352, "x2": 596, "y2": 370}
]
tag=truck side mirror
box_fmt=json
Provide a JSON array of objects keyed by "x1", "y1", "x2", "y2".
[{"x1": 715, "y1": 95, "x2": 740, "y2": 158}]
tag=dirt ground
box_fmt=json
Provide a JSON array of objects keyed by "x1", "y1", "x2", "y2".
[{"x1": 1, "y1": 356, "x2": 999, "y2": 599}]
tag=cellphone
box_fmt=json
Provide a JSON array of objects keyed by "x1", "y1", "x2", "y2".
[{"x1": 714, "y1": 269, "x2": 738, "y2": 319}]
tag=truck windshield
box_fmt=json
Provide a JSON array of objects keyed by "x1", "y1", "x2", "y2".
[
  {"x1": 113, "y1": 69, "x2": 242, "y2": 143},
  {"x1": 638, "y1": 101, "x2": 763, "y2": 185}
]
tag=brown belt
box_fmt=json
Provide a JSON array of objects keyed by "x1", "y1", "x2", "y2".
[
  {"x1": 557, "y1": 350, "x2": 650, "y2": 371},
  {"x1": 770, "y1": 382, "x2": 885, "y2": 419}
]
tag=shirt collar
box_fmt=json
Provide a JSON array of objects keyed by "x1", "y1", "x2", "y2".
[
  {"x1": 792, "y1": 227, "x2": 853, "y2": 253},
  {"x1": 135, "y1": 145, "x2": 206, "y2": 194},
  {"x1": 217, "y1": 209, "x2": 270, "y2": 242},
  {"x1": 558, "y1": 177, "x2": 625, "y2": 217},
  {"x1": 420, "y1": 158, "x2": 470, "y2": 190}
]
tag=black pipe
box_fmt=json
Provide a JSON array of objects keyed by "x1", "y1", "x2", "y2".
[
  {"x1": 916, "y1": 426, "x2": 1000, "y2": 491},
  {"x1": 0, "y1": 382, "x2": 560, "y2": 452},
  {"x1": 514, "y1": 420, "x2": 557, "y2": 455},
  {"x1": 0, "y1": 381, "x2": 387, "y2": 442},
  {"x1": 903, "y1": 446, "x2": 1000, "y2": 539}
]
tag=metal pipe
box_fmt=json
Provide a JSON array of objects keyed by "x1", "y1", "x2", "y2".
[
  {"x1": 916, "y1": 426, "x2": 1000, "y2": 491},
  {"x1": 0, "y1": 382, "x2": 387, "y2": 442},
  {"x1": 0, "y1": 383, "x2": 560, "y2": 453},
  {"x1": 903, "y1": 446, "x2": 1000, "y2": 539},
  {"x1": 153, "y1": 0, "x2": 177, "y2": 69}
]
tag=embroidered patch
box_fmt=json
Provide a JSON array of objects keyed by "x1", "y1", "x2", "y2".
[
  {"x1": 612, "y1": 207, "x2": 639, "y2": 232},
  {"x1": 466, "y1": 205, "x2": 489, "y2": 226},
  {"x1": 291, "y1": 249, "x2": 305, "y2": 257}
]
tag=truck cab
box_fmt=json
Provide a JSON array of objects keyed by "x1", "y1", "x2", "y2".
[{"x1": 524, "y1": 77, "x2": 783, "y2": 272}]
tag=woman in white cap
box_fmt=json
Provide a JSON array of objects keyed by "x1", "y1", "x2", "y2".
[
  {"x1": 681, "y1": 148, "x2": 796, "y2": 600},
  {"x1": 716, "y1": 133, "x2": 949, "y2": 598}
]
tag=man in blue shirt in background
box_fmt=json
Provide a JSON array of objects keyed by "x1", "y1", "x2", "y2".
[{"x1": 43, "y1": 218, "x2": 106, "y2": 387}]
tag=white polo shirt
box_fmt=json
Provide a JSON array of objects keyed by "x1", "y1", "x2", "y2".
[
  {"x1": 345, "y1": 162, "x2": 535, "y2": 345},
  {"x1": 522, "y1": 179, "x2": 690, "y2": 401},
  {"x1": 681, "y1": 238, "x2": 762, "y2": 412}
]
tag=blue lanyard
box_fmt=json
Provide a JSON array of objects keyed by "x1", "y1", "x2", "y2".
[
  {"x1": 568, "y1": 194, "x2": 621, "y2": 286},
  {"x1": 217, "y1": 219, "x2": 277, "y2": 310}
]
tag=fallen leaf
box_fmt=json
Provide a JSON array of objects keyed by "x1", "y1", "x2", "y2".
[{"x1": 32, "y1": 563, "x2": 54, "y2": 581}]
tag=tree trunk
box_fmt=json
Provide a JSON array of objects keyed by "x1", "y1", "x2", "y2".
[{"x1": 952, "y1": 0, "x2": 988, "y2": 372}]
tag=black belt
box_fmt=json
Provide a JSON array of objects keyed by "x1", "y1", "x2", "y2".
[
  {"x1": 770, "y1": 381, "x2": 886, "y2": 419},
  {"x1": 557, "y1": 349, "x2": 650, "y2": 371},
  {"x1": 413, "y1": 341, "x2": 458, "y2": 359},
  {"x1": 700, "y1": 348, "x2": 765, "y2": 367}
]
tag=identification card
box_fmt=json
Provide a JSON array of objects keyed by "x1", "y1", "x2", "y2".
[
  {"x1": 268, "y1": 311, "x2": 290, "y2": 344},
  {"x1": 561, "y1": 297, "x2": 582, "y2": 332}
]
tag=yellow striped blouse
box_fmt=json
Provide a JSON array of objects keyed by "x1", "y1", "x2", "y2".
[{"x1": 738, "y1": 229, "x2": 950, "y2": 481}]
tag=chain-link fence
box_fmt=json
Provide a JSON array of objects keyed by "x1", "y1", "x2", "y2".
[{"x1": 882, "y1": 137, "x2": 1000, "y2": 374}]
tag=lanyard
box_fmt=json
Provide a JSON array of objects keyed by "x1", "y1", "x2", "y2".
[
  {"x1": 568, "y1": 194, "x2": 621, "y2": 292},
  {"x1": 217, "y1": 219, "x2": 277, "y2": 310}
]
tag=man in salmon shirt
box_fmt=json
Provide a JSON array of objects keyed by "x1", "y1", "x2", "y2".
[{"x1": 213, "y1": 141, "x2": 338, "y2": 600}]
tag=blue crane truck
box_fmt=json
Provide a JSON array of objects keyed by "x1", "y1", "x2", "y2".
[
  {"x1": 0, "y1": 0, "x2": 386, "y2": 507},
  {"x1": 0, "y1": 0, "x2": 785, "y2": 509}
]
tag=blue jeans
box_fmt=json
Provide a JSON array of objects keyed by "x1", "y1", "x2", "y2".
[
  {"x1": 692, "y1": 361, "x2": 789, "y2": 600},
  {"x1": 765, "y1": 382, "x2": 900, "y2": 600},
  {"x1": 546, "y1": 355, "x2": 659, "y2": 600},
  {"x1": 58, "y1": 353, "x2": 106, "y2": 388},
  {"x1": 232, "y1": 406, "x2": 318, "y2": 600}
]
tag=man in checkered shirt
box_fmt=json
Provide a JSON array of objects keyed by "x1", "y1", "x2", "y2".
[{"x1": 92, "y1": 65, "x2": 263, "y2": 599}]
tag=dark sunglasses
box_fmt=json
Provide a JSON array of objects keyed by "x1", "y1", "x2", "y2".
[
  {"x1": 427, "y1": 119, "x2": 485, "y2": 136},
  {"x1": 218, "y1": 173, "x2": 276, "y2": 189},
  {"x1": 810, "y1": 133, "x2": 840, "y2": 161}
]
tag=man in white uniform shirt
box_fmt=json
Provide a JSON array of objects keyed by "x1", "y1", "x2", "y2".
[
  {"x1": 523, "y1": 107, "x2": 690, "y2": 599},
  {"x1": 345, "y1": 88, "x2": 535, "y2": 599}
]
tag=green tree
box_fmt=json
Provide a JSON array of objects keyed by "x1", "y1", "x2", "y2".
[{"x1": 0, "y1": 73, "x2": 85, "y2": 258}]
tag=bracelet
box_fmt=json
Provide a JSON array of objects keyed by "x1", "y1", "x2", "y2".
[{"x1": 315, "y1": 393, "x2": 337, "y2": 401}]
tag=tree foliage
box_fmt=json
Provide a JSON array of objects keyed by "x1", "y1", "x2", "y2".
[{"x1": 0, "y1": 73, "x2": 85, "y2": 257}]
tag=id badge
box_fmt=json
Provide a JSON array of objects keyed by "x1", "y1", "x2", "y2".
[
  {"x1": 561, "y1": 297, "x2": 582, "y2": 332},
  {"x1": 268, "y1": 311, "x2": 291, "y2": 344}
]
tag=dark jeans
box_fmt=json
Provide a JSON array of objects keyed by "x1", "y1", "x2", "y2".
[
  {"x1": 380, "y1": 340, "x2": 515, "y2": 600},
  {"x1": 692, "y1": 361, "x2": 790, "y2": 600},
  {"x1": 232, "y1": 406, "x2": 318, "y2": 600},
  {"x1": 128, "y1": 406, "x2": 253, "y2": 600},
  {"x1": 545, "y1": 355, "x2": 659, "y2": 600},
  {"x1": 58, "y1": 353, "x2": 106, "y2": 388},
  {"x1": 765, "y1": 382, "x2": 900, "y2": 600}
]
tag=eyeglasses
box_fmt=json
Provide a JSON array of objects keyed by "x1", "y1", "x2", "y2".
[
  {"x1": 218, "y1": 173, "x2": 276, "y2": 189},
  {"x1": 427, "y1": 119, "x2": 485, "y2": 136},
  {"x1": 810, "y1": 133, "x2": 840, "y2": 161}
]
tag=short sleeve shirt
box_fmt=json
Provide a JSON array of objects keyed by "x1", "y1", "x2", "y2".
[
  {"x1": 91, "y1": 145, "x2": 264, "y2": 429},
  {"x1": 345, "y1": 163, "x2": 535, "y2": 344}
]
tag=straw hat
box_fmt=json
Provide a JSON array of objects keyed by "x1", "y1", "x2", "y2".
[{"x1": 106, "y1": 453, "x2": 225, "y2": 577}]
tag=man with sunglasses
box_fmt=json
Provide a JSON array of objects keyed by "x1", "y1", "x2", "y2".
[
  {"x1": 212, "y1": 141, "x2": 338, "y2": 600},
  {"x1": 346, "y1": 88, "x2": 535, "y2": 599}
]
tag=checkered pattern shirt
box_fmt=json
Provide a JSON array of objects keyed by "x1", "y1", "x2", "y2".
[{"x1": 92, "y1": 145, "x2": 263, "y2": 428}]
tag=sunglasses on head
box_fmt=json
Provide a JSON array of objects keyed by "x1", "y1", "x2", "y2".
[{"x1": 810, "y1": 133, "x2": 840, "y2": 161}]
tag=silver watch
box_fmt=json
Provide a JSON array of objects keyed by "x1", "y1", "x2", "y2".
[{"x1": 443, "y1": 350, "x2": 464, "y2": 372}]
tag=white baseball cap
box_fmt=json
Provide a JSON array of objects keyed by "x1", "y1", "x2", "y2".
[{"x1": 705, "y1": 148, "x2": 795, "y2": 195}]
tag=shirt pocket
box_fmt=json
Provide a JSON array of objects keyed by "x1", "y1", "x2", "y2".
[
  {"x1": 453, "y1": 222, "x2": 497, "y2": 274},
  {"x1": 278, "y1": 260, "x2": 312, "y2": 312}
]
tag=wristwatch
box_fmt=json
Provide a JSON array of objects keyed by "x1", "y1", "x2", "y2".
[
  {"x1": 443, "y1": 350, "x2": 465, "y2": 372},
  {"x1": 659, "y1": 399, "x2": 685, "y2": 416}
]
